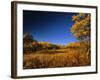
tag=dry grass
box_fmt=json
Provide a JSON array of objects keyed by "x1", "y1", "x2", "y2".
[{"x1": 23, "y1": 48, "x2": 91, "y2": 69}]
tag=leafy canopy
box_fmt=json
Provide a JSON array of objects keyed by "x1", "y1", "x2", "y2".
[{"x1": 70, "y1": 13, "x2": 91, "y2": 41}]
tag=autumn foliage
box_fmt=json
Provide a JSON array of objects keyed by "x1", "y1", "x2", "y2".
[
  {"x1": 71, "y1": 13, "x2": 91, "y2": 40},
  {"x1": 23, "y1": 13, "x2": 91, "y2": 69},
  {"x1": 23, "y1": 34, "x2": 90, "y2": 69}
]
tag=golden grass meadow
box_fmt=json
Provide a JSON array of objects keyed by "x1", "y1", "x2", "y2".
[{"x1": 23, "y1": 41, "x2": 91, "y2": 69}]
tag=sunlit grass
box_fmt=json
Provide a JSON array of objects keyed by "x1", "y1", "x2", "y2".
[{"x1": 23, "y1": 47, "x2": 90, "y2": 69}]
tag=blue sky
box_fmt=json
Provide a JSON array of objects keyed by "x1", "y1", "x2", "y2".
[{"x1": 23, "y1": 10, "x2": 79, "y2": 45}]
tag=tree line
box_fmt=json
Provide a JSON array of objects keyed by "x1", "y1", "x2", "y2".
[{"x1": 23, "y1": 33, "x2": 63, "y2": 53}]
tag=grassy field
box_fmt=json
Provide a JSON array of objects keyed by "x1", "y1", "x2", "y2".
[{"x1": 23, "y1": 47, "x2": 91, "y2": 69}]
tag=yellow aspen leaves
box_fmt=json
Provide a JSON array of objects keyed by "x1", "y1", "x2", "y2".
[{"x1": 70, "y1": 13, "x2": 91, "y2": 40}]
